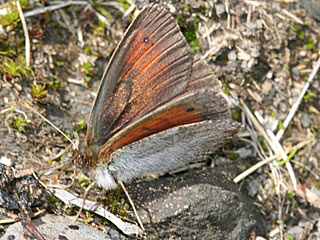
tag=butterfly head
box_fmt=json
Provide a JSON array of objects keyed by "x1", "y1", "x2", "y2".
[
  {"x1": 72, "y1": 147, "x2": 118, "y2": 190},
  {"x1": 73, "y1": 147, "x2": 98, "y2": 170}
]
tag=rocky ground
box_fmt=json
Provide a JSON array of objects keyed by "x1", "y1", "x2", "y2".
[{"x1": 0, "y1": 0, "x2": 319, "y2": 239}]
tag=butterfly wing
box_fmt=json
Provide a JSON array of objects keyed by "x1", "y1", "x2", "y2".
[
  {"x1": 91, "y1": 58, "x2": 241, "y2": 190},
  {"x1": 87, "y1": 4, "x2": 193, "y2": 147},
  {"x1": 92, "y1": 118, "x2": 240, "y2": 190},
  {"x1": 93, "y1": 57, "x2": 240, "y2": 166},
  {"x1": 96, "y1": 58, "x2": 230, "y2": 162}
]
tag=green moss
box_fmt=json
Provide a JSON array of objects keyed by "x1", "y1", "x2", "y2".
[
  {"x1": 233, "y1": 111, "x2": 240, "y2": 121},
  {"x1": 18, "y1": 0, "x2": 30, "y2": 8},
  {"x1": 287, "y1": 192, "x2": 296, "y2": 199},
  {"x1": 78, "y1": 176, "x2": 89, "y2": 185},
  {"x1": 0, "y1": 47, "x2": 16, "y2": 56},
  {"x1": 49, "y1": 80, "x2": 64, "y2": 89},
  {"x1": 304, "y1": 91, "x2": 316, "y2": 103},
  {"x1": 292, "y1": 26, "x2": 300, "y2": 32},
  {"x1": 307, "y1": 38, "x2": 314, "y2": 51},
  {"x1": 66, "y1": 205, "x2": 76, "y2": 215},
  {"x1": 224, "y1": 87, "x2": 230, "y2": 95},
  {"x1": 176, "y1": 15, "x2": 184, "y2": 26},
  {"x1": 1, "y1": 57, "x2": 33, "y2": 79},
  {"x1": 103, "y1": 188, "x2": 128, "y2": 218},
  {"x1": 0, "y1": 5, "x2": 19, "y2": 28},
  {"x1": 57, "y1": 61, "x2": 65, "y2": 66},
  {"x1": 83, "y1": 62, "x2": 94, "y2": 76},
  {"x1": 79, "y1": 211, "x2": 94, "y2": 224},
  {"x1": 53, "y1": 20, "x2": 62, "y2": 28},
  {"x1": 63, "y1": 134, "x2": 72, "y2": 142},
  {"x1": 278, "y1": 120, "x2": 285, "y2": 130},
  {"x1": 85, "y1": 76, "x2": 92, "y2": 83},
  {"x1": 298, "y1": 31, "x2": 305, "y2": 39},
  {"x1": 84, "y1": 45, "x2": 94, "y2": 55},
  {"x1": 48, "y1": 159, "x2": 57, "y2": 165},
  {"x1": 77, "y1": 119, "x2": 87, "y2": 131},
  {"x1": 258, "y1": 136, "x2": 268, "y2": 151},
  {"x1": 258, "y1": 136, "x2": 264, "y2": 144},
  {"x1": 11, "y1": 116, "x2": 27, "y2": 132},
  {"x1": 179, "y1": 16, "x2": 201, "y2": 53},
  {"x1": 284, "y1": 63, "x2": 291, "y2": 71},
  {"x1": 119, "y1": 0, "x2": 130, "y2": 10},
  {"x1": 229, "y1": 153, "x2": 239, "y2": 160},
  {"x1": 182, "y1": 29, "x2": 200, "y2": 53},
  {"x1": 94, "y1": 2, "x2": 113, "y2": 20},
  {"x1": 93, "y1": 20, "x2": 107, "y2": 37},
  {"x1": 66, "y1": 4, "x2": 76, "y2": 12},
  {"x1": 31, "y1": 84, "x2": 48, "y2": 99},
  {"x1": 50, "y1": 196, "x2": 58, "y2": 203},
  {"x1": 302, "y1": 76, "x2": 308, "y2": 82},
  {"x1": 271, "y1": 112, "x2": 278, "y2": 118}
]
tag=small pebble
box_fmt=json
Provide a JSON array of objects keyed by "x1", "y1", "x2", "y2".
[
  {"x1": 228, "y1": 50, "x2": 237, "y2": 62},
  {"x1": 261, "y1": 81, "x2": 273, "y2": 95},
  {"x1": 215, "y1": 4, "x2": 225, "y2": 15}
]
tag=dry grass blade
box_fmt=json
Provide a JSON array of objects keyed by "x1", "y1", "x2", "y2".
[
  {"x1": 119, "y1": 181, "x2": 145, "y2": 231},
  {"x1": 234, "y1": 139, "x2": 311, "y2": 183},
  {"x1": 276, "y1": 56, "x2": 320, "y2": 141},
  {"x1": 239, "y1": 99, "x2": 297, "y2": 191},
  {"x1": 267, "y1": 130, "x2": 297, "y2": 191},
  {"x1": 51, "y1": 188, "x2": 143, "y2": 236},
  {"x1": 280, "y1": 9, "x2": 304, "y2": 24},
  {"x1": 24, "y1": 1, "x2": 89, "y2": 18},
  {"x1": 16, "y1": 0, "x2": 30, "y2": 67},
  {"x1": 0, "y1": 209, "x2": 46, "y2": 225},
  {"x1": 73, "y1": 181, "x2": 96, "y2": 224},
  {"x1": 19, "y1": 100, "x2": 77, "y2": 150}
]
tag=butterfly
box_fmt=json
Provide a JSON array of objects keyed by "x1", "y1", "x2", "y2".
[{"x1": 74, "y1": 4, "x2": 241, "y2": 190}]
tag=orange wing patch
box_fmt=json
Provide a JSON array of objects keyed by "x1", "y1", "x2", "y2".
[
  {"x1": 98, "y1": 104, "x2": 204, "y2": 160},
  {"x1": 124, "y1": 29, "x2": 147, "y2": 65},
  {"x1": 126, "y1": 36, "x2": 159, "y2": 78}
]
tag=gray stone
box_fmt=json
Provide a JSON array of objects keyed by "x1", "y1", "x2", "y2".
[
  {"x1": 300, "y1": 0, "x2": 320, "y2": 20},
  {"x1": 301, "y1": 112, "x2": 312, "y2": 128},
  {"x1": 236, "y1": 147, "x2": 253, "y2": 158},
  {"x1": 287, "y1": 226, "x2": 304, "y2": 239},
  {"x1": 128, "y1": 167, "x2": 266, "y2": 239},
  {"x1": 1, "y1": 214, "x2": 126, "y2": 240}
]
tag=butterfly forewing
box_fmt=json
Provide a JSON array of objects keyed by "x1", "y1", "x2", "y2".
[{"x1": 87, "y1": 5, "x2": 193, "y2": 147}]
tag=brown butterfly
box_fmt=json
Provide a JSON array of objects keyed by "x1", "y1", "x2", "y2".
[{"x1": 74, "y1": 4, "x2": 241, "y2": 190}]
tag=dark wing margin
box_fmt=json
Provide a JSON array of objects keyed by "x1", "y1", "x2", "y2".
[{"x1": 87, "y1": 4, "x2": 193, "y2": 147}]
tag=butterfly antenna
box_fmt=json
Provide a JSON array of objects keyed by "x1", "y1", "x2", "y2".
[{"x1": 19, "y1": 99, "x2": 78, "y2": 150}]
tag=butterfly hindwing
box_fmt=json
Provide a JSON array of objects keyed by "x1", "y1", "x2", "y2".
[{"x1": 93, "y1": 118, "x2": 240, "y2": 190}]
